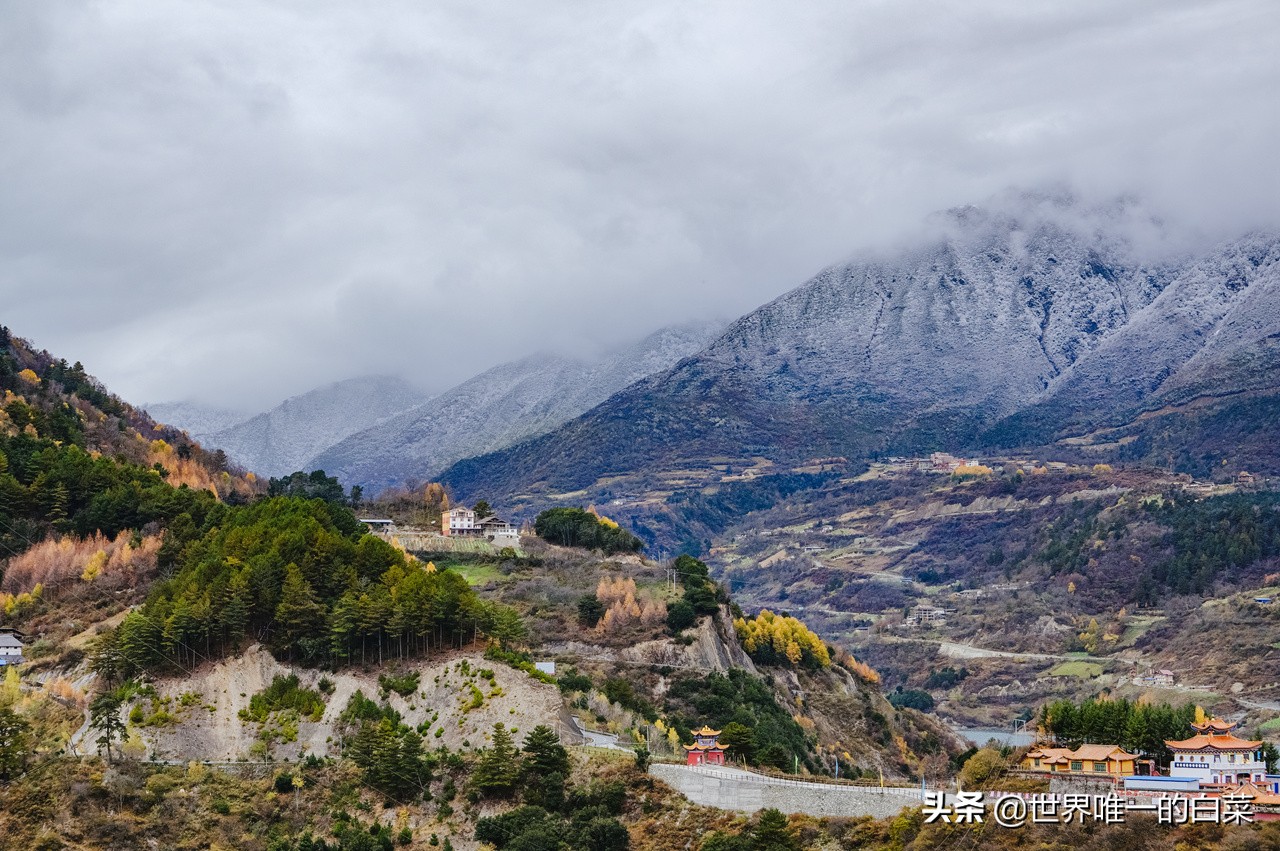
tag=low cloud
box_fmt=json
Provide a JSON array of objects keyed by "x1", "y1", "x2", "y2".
[{"x1": 2, "y1": 0, "x2": 1278, "y2": 409}]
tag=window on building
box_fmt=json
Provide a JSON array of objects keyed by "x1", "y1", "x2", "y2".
[
  {"x1": 1093, "y1": 763, "x2": 1106, "y2": 772},
  {"x1": 1033, "y1": 759, "x2": 1040, "y2": 767},
  {"x1": 1070, "y1": 761, "x2": 1083, "y2": 772}
]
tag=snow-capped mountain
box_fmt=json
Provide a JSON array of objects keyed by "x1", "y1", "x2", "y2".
[
  {"x1": 988, "y1": 231, "x2": 1280, "y2": 444},
  {"x1": 199, "y1": 376, "x2": 432, "y2": 478},
  {"x1": 143, "y1": 401, "x2": 252, "y2": 437},
  {"x1": 308, "y1": 320, "x2": 725, "y2": 493},
  {"x1": 439, "y1": 197, "x2": 1280, "y2": 501}
]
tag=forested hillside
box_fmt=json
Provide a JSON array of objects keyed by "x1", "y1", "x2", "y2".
[
  {"x1": 0, "y1": 323, "x2": 989, "y2": 851},
  {"x1": 101, "y1": 496, "x2": 518, "y2": 673},
  {"x1": 0, "y1": 327, "x2": 256, "y2": 595}
]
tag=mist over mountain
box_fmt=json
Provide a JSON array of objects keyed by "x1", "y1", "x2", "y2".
[
  {"x1": 143, "y1": 400, "x2": 253, "y2": 437},
  {"x1": 440, "y1": 197, "x2": 1280, "y2": 504},
  {"x1": 197, "y1": 375, "x2": 432, "y2": 478},
  {"x1": 310, "y1": 320, "x2": 725, "y2": 493}
]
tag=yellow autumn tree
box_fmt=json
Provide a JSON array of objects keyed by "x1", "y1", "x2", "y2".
[
  {"x1": 666, "y1": 726, "x2": 681, "y2": 752},
  {"x1": 17, "y1": 368, "x2": 39, "y2": 384},
  {"x1": 81, "y1": 549, "x2": 108, "y2": 582},
  {"x1": 734, "y1": 609, "x2": 831, "y2": 669},
  {"x1": 0, "y1": 666, "x2": 19, "y2": 707}
]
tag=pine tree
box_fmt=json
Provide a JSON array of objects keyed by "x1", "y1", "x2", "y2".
[
  {"x1": 472, "y1": 723, "x2": 519, "y2": 796},
  {"x1": 522, "y1": 725, "x2": 569, "y2": 778},
  {"x1": 0, "y1": 706, "x2": 29, "y2": 780},
  {"x1": 274, "y1": 564, "x2": 326, "y2": 659},
  {"x1": 90, "y1": 693, "x2": 125, "y2": 763},
  {"x1": 750, "y1": 808, "x2": 797, "y2": 851}
]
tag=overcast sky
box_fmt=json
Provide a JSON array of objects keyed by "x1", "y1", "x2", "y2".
[{"x1": 3, "y1": 1, "x2": 1279, "y2": 411}]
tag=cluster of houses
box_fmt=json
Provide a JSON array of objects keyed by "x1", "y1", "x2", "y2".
[
  {"x1": 1131, "y1": 668, "x2": 1177, "y2": 688},
  {"x1": 882, "y1": 453, "x2": 977, "y2": 474},
  {"x1": 358, "y1": 505, "x2": 521, "y2": 547},
  {"x1": 1020, "y1": 718, "x2": 1280, "y2": 810}
]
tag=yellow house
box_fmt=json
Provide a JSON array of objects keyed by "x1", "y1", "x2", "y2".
[{"x1": 1021, "y1": 744, "x2": 1139, "y2": 775}]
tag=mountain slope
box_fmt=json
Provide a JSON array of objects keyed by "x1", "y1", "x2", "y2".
[
  {"x1": 982, "y1": 232, "x2": 1280, "y2": 449},
  {"x1": 199, "y1": 375, "x2": 431, "y2": 478},
  {"x1": 440, "y1": 201, "x2": 1280, "y2": 506},
  {"x1": 309, "y1": 320, "x2": 724, "y2": 492},
  {"x1": 143, "y1": 400, "x2": 252, "y2": 436}
]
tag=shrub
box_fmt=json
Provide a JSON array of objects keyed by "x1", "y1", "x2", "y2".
[
  {"x1": 557, "y1": 668, "x2": 592, "y2": 694},
  {"x1": 244, "y1": 675, "x2": 326, "y2": 723},
  {"x1": 666, "y1": 599, "x2": 696, "y2": 633},
  {"x1": 379, "y1": 671, "x2": 421, "y2": 698},
  {"x1": 484, "y1": 644, "x2": 555, "y2": 684},
  {"x1": 959, "y1": 747, "x2": 1009, "y2": 789},
  {"x1": 888, "y1": 688, "x2": 935, "y2": 712}
]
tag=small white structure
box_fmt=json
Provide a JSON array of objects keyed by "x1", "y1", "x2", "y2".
[
  {"x1": 1167, "y1": 719, "x2": 1269, "y2": 784},
  {"x1": 359, "y1": 518, "x2": 397, "y2": 533},
  {"x1": 535, "y1": 661, "x2": 556, "y2": 675},
  {"x1": 0, "y1": 628, "x2": 25, "y2": 666}
]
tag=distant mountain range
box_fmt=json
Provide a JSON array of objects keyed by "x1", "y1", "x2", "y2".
[
  {"x1": 146, "y1": 321, "x2": 724, "y2": 487},
  {"x1": 144, "y1": 400, "x2": 254, "y2": 437},
  {"x1": 307, "y1": 321, "x2": 726, "y2": 493},
  {"x1": 189, "y1": 376, "x2": 432, "y2": 479},
  {"x1": 439, "y1": 196, "x2": 1280, "y2": 506}
]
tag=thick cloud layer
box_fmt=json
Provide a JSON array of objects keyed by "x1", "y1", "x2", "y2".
[{"x1": 2, "y1": 1, "x2": 1278, "y2": 409}]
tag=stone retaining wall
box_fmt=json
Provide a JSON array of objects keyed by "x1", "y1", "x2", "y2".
[{"x1": 650, "y1": 764, "x2": 930, "y2": 820}]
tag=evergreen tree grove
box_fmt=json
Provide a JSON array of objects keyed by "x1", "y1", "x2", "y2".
[{"x1": 473, "y1": 723, "x2": 520, "y2": 797}]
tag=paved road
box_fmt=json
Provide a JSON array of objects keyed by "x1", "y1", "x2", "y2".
[{"x1": 580, "y1": 729, "x2": 628, "y2": 750}]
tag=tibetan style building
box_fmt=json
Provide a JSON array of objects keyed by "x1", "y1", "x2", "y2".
[
  {"x1": 1166, "y1": 719, "x2": 1267, "y2": 784},
  {"x1": 684, "y1": 726, "x2": 727, "y2": 766}
]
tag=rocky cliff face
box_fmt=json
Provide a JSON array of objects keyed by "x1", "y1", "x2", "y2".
[
  {"x1": 548, "y1": 606, "x2": 757, "y2": 674},
  {"x1": 442, "y1": 199, "x2": 1280, "y2": 502}
]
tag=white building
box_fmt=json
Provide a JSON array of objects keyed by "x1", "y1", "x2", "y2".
[
  {"x1": 0, "y1": 628, "x2": 24, "y2": 666},
  {"x1": 443, "y1": 506, "x2": 479, "y2": 536},
  {"x1": 444, "y1": 507, "x2": 519, "y2": 543},
  {"x1": 1166, "y1": 719, "x2": 1269, "y2": 784}
]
